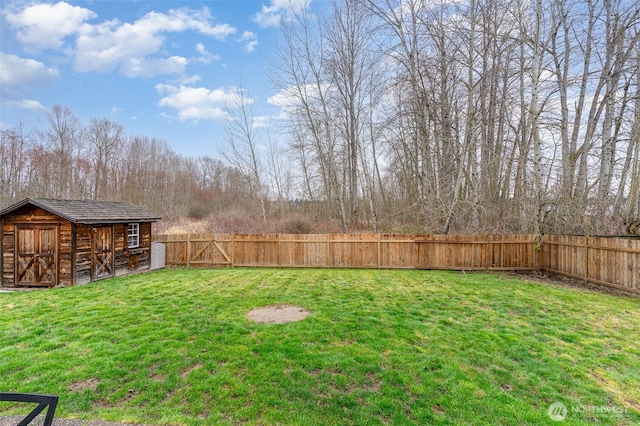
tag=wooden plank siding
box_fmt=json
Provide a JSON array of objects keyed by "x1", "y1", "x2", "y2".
[
  {"x1": 1, "y1": 223, "x2": 15, "y2": 287},
  {"x1": 74, "y1": 224, "x2": 93, "y2": 285},
  {"x1": 118, "y1": 222, "x2": 152, "y2": 276}
]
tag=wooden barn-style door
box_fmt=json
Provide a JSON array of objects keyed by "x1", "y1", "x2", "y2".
[
  {"x1": 93, "y1": 227, "x2": 114, "y2": 280},
  {"x1": 16, "y1": 227, "x2": 58, "y2": 286}
]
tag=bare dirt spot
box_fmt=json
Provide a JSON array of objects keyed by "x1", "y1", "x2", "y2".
[
  {"x1": 247, "y1": 304, "x2": 310, "y2": 324},
  {"x1": 181, "y1": 363, "x2": 203, "y2": 379},
  {"x1": 507, "y1": 271, "x2": 637, "y2": 297},
  {"x1": 69, "y1": 378, "x2": 100, "y2": 392}
]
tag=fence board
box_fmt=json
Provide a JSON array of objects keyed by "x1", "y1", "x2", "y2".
[
  {"x1": 279, "y1": 233, "x2": 327, "y2": 267},
  {"x1": 232, "y1": 233, "x2": 280, "y2": 267},
  {"x1": 155, "y1": 233, "x2": 536, "y2": 270},
  {"x1": 541, "y1": 235, "x2": 640, "y2": 295}
]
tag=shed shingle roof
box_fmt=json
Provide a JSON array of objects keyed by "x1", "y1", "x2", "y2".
[{"x1": 0, "y1": 198, "x2": 161, "y2": 224}]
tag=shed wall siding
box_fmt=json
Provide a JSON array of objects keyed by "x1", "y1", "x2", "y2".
[
  {"x1": 1, "y1": 223, "x2": 15, "y2": 287},
  {"x1": 115, "y1": 222, "x2": 152, "y2": 277},
  {"x1": 59, "y1": 222, "x2": 73, "y2": 286},
  {"x1": 74, "y1": 224, "x2": 93, "y2": 285},
  {"x1": 1, "y1": 204, "x2": 155, "y2": 288},
  {"x1": 74, "y1": 223, "x2": 152, "y2": 285}
]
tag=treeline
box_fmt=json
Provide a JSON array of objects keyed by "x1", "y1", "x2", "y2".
[
  {"x1": 266, "y1": 0, "x2": 640, "y2": 235},
  {"x1": 2, "y1": 0, "x2": 640, "y2": 236},
  {"x1": 0, "y1": 106, "x2": 258, "y2": 226}
]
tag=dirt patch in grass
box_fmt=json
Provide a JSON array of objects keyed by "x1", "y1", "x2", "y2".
[
  {"x1": 69, "y1": 378, "x2": 100, "y2": 392},
  {"x1": 507, "y1": 271, "x2": 637, "y2": 297},
  {"x1": 247, "y1": 304, "x2": 310, "y2": 324},
  {"x1": 181, "y1": 363, "x2": 204, "y2": 379},
  {"x1": 590, "y1": 370, "x2": 640, "y2": 412},
  {"x1": 364, "y1": 372, "x2": 382, "y2": 392}
]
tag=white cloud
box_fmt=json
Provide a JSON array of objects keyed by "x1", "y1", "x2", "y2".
[
  {"x1": 239, "y1": 31, "x2": 258, "y2": 53},
  {"x1": 252, "y1": 0, "x2": 312, "y2": 28},
  {"x1": 268, "y1": 83, "x2": 332, "y2": 120},
  {"x1": 5, "y1": 3, "x2": 237, "y2": 78},
  {"x1": 156, "y1": 84, "x2": 247, "y2": 121},
  {"x1": 7, "y1": 99, "x2": 48, "y2": 113},
  {"x1": 0, "y1": 53, "x2": 59, "y2": 88},
  {"x1": 134, "y1": 8, "x2": 235, "y2": 39},
  {"x1": 267, "y1": 83, "x2": 328, "y2": 107},
  {"x1": 195, "y1": 42, "x2": 221, "y2": 63},
  {"x1": 180, "y1": 74, "x2": 203, "y2": 85},
  {"x1": 74, "y1": 7, "x2": 235, "y2": 77},
  {"x1": 244, "y1": 39, "x2": 259, "y2": 53},
  {"x1": 120, "y1": 56, "x2": 189, "y2": 78},
  {"x1": 267, "y1": 90, "x2": 294, "y2": 109},
  {"x1": 267, "y1": 88, "x2": 300, "y2": 120},
  {"x1": 5, "y1": 1, "x2": 96, "y2": 51},
  {"x1": 0, "y1": 53, "x2": 56, "y2": 115},
  {"x1": 252, "y1": 115, "x2": 272, "y2": 128}
]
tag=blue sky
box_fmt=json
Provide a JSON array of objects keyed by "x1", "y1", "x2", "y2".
[{"x1": 0, "y1": 0, "x2": 321, "y2": 158}]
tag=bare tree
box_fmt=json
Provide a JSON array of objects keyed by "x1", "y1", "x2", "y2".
[
  {"x1": 0, "y1": 120, "x2": 31, "y2": 204},
  {"x1": 325, "y1": 0, "x2": 381, "y2": 226},
  {"x1": 622, "y1": 49, "x2": 640, "y2": 230},
  {"x1": 41, "y1": 105, "x2": 84, "y2": 198},
  {"x1": 85, "y1": 118, "x2": 124, "y2": 200},
  {"x1": 264, "y1": 128, "x2": 293, "y2": 216},
  {"x1": 221, "y1": 85, "x2": 268, "y2": 226},
  {"x1": 273, "y1": 7, "x2": 349, "y2": 231}
]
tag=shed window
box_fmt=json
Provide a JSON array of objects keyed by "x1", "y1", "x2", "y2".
[{"x1": 127, "y1": 223, "x2": 140, "y2": 248}]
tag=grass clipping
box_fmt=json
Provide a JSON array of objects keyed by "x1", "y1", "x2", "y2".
[{"x1": 247, "y1": 304, "x2": 310, "y2": 324}]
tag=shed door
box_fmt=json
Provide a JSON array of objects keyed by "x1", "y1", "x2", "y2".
[
  {"x1": 93, "y1": 227, "x2": 114, "y2": 280},
  {"x1": 17, "y1": 227, "x2": 58, "y2": 286}
]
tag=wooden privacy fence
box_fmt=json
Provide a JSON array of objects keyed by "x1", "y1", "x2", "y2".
[
  {"x1": 153, "y1": 233, "x2": 535, "y2": 270},
  {"x1": 541, "y1": 235, "x2": 640, "y2": 296},
  {"x1": 153, "y1": 233, "x2": 640, "y2": 296}
]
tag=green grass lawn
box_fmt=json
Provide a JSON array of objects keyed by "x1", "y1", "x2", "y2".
[{"x1": 1, "y1": 268, "x2": 639, "y2": 425}]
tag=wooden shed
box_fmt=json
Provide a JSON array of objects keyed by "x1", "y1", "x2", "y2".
[{"x1": 0, "y1": 198, "x2": 161, "y2": 288}]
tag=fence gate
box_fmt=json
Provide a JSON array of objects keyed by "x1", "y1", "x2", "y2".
[
  {"x1": 154, "y1": 234, "x2": 232, "y2": 267},
  {"x1": 186, "y1": 237, "x2": 232, "y2": 267}
]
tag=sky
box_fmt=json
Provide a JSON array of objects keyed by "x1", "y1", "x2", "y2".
[{"x1": 0, "y1": 0, "x2": 323, "y2": 158}]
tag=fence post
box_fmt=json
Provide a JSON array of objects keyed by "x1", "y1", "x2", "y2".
[
  {"x1": 540, "y1": 235, "x2": 549, "y2": 271},
  {"x1": 231, "y1": 233, "x2": 235, "y2": 268},
  {"x1": 584, "y1": 236, "x2": 589, "y2": 283},
  {"x1": 487, "y1": 237, "x2": 492, "y2": 269},
  {"x1": 376, "y1": 233, "x2": 380, "y2": 269},
  {"x1": 186, "y1": 234, "x2": 191, "y2": 268}
]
